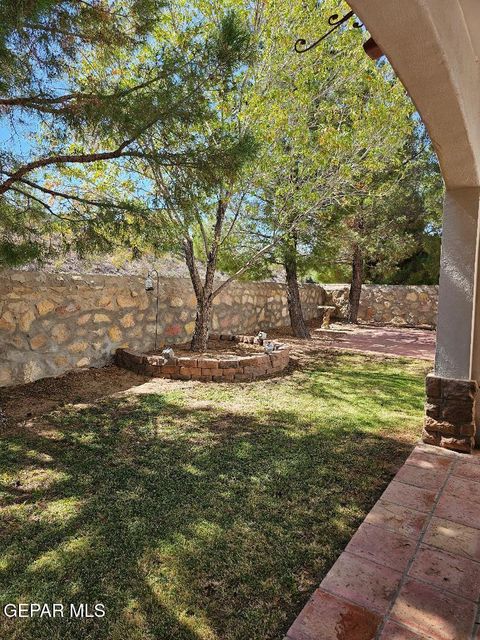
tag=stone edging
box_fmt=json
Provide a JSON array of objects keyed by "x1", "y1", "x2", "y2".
[{"x1": 115, "y1": 333, "x2": 290, "y2": 382}]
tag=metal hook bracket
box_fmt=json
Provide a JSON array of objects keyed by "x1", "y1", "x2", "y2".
[{"x1": 294, "y1": 10, "x2": 363, "y2": 53}]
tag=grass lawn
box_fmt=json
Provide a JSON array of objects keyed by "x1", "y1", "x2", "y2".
[{"x1": 0, "y1": 353, "x2": 429, "y2": 640}]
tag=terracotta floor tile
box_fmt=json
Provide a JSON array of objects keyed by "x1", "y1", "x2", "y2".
[
  {"x1": 321, "y1": 552, "x2": 402, "y2": 614},
  {"x1": 452, "y1": 461, "x2": 480, "y2": 483},
  {"x1": 442, "y1": 476, "x2": 480, "y2": 505},
  {"x1": 346, "y1": 522, "x2": 416, "y2": 572},
  {"x1": 286, "y1": 589, "x2": 381, "y2": 640},
  {"x1": 408, "y1": 544, "x2": 480, "y2": 601},
  {"x1": 379, "y1": 620, "x2": 429, "y2": 639},
  {"x1": 394, "y1": 464, "x2": 448, "y2": 491},
  {"x1": 463, "y1": 451, "x2": 480, "y2": 465},
  {"x1": 365, "y1": 500, "x2": 427, "y2": 540},
  {"x1": 390, "y1": 578, "x2": 476, "y2": 640},
  {"x1": 381, "y1": 481, "x2": 437, "y2": 513},
  {"x1": 435, "y1": 492, "x2": 480, "y2": 529},
  {"x1": 423, "y1": 517, "x2": 480, "y2": 561},
  {"x1": 414, "y1": 443, "x2": 460, "y2": 460},
  {"x1": 287, "y1": 445, "x2": 480, "y2": 639},
  {"x1": 406, "y1": 451, "x2": 453, "y2": 472}
]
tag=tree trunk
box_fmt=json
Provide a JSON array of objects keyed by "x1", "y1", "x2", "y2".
[
  {"x1": 348, "y1": 243, "x2": 364, "y2": 324},
  {"x1": 284, "y1": 242, "x2": 310, "y2": 339},
  {"x1": 190, "y1": 292, "x2": 213, "y2": 352},
  {"x1": 183, "y1": 236, "x2": 211, "y2": 352},
  {"x1": 184, "y1": 197, "x2": 227, "y2": 352}
]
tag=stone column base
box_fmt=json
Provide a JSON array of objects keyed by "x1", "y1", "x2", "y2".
[{"x1": 423, "y1": 373, "x2": 477, "y2": 453}]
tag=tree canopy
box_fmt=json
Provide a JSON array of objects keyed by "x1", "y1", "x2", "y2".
[{"x1": 0, "y1": 0, "x2": 444, "y2": 338}]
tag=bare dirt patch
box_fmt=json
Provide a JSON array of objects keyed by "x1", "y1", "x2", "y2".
[
  {"x1": 268, "y1": 319, "x2": 435, "y2": 364},
  {"x1": 0, "y1": 365, "x2": 148, "y2": 424},
  {"x1": 150, "y1": 338, "x2": 264, "y2": 359}
]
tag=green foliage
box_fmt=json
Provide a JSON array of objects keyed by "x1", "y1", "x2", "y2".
[
  {"x1": 0, "y1": 2, "x2": 258, "y2": 275},
  {"x1": 335, "y1": 124, "x2": 443, "y2": 285},
  {"x1": 0, "y1": 196, "x2": 59, "y2": 267},
  {"x1": 389, "y1": 234, "x2": 441, "y2": 285},
  {"x1": 0, "y1": 0, "x2": 164, "y2": 94},
  {"x1": 0, "y1": 240, "x2": 42, "y2": 267},
  {"x1": 0, "y1": 0, "x2": 443, "y2": 287},
  {"x1": 0, "y1": 0, "x2": 196, "y2": 267},
  {"x1": 216, "y1": 0, "x2": 442, "y2": 281},
  {"x1": 214, "y1": 0, "x2": 443, "y2": 287},
  {"x1": 63, "y1": 2, "x2": 259, "y2": 292},
  {"x1": 209, "y1": 9, "x2": 256, "y2": 78}
]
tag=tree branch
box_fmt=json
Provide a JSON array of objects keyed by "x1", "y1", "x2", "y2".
[
  {"x1": 10, "y1": 186, "x2": 77, "y2": 221},
  {"x1": 15, "y1": 177, "x2": 142, "y2": 212},
  {"x1": 0, "y1": 138, "x2": 141, "y2": 195},
  {"x1": 212, "y1": 241, "x2": 275, "y2": 299},
  {"x1": 212, "y1": 202, "x2": 320, "y2": 299},
  {"x1": 0, "y1": 74, "x2": 165, "y2": 112}
]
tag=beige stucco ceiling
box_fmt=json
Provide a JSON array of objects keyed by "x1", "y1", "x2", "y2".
[{"x1": 461, "y1": 0, "x2": 480, "y2": 61}]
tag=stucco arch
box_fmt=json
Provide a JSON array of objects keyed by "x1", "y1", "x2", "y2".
[{"x1": 347, "y1": 0, "x2": 480, "y2": 189}]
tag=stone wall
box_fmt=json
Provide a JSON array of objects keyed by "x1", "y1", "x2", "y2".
[
  {"x1": 0, "y1": 270, "x2": 324, "y2": 387},
  {"x1": 323, "y1": 284, "x2": 438, "y2": 328},
  {"x1": 423, "y1": 373, "x2": 477, "y2": 453}
]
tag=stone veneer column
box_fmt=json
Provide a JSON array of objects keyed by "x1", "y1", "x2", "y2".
[{"x1": 423, "y1": 188, "x2": 480, "y2": 452}]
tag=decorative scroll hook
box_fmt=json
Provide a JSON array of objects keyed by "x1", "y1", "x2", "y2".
[{"x1": 294, "y1": 10, "x2": 363, "y2": 53}]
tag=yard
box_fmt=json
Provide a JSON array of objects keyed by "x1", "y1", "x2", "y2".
[{"x1": 0, "y1": 345, "x2": 430, "y2": 640}]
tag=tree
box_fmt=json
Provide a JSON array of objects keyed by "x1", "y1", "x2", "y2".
[
  {"x1": 374, "y1": 141, "x2": 443, "y2": 286},
  {"x1": 0, "y1": 0, "x2": 168, "y2": 188},
  {"x1": 236, "y1": 0, "x2": 421, "y2": 334},
  {"x1": 0, "y1": 0, "x2": 211, "y2": 265},
  {"x1": 59, "y1": 6, "x2": 264, "y2": 352},
  {"x1": 140, "y1": 10, "x2": 260, "y2": 352},
  {"x1": 311, "y1": 135, "x2": 443, "y2": 288},
  {"x1": 336, "y1": 125, "x2": 443, "y2": 322}
]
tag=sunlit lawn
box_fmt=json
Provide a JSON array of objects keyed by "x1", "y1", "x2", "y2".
[{"x1": 0, "y1": 353, "x2": 429, "y2": 640}]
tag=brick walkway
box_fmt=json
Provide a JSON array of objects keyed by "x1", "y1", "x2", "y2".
[
  {"x1": 317, "y1": 325, "x2": 436, "y2": 361},
  {"x1": 285, "y1": 444, "x2": 480, "y2": 640}
]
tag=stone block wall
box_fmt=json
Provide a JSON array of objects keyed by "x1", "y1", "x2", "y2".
[
  {"x1": 324, "y1": 284, "x2": 438, "y2": 327},
  {"x1": 423, "y1": 373, "x2": 477, "y2": 453},
  {"x1": 0, "y1": 270, "x2": 324, "y2": 387}
]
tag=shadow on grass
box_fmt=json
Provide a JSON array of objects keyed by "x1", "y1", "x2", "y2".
[{"x1": 0, "y1": 388, "x2": 414, "y2": 640}]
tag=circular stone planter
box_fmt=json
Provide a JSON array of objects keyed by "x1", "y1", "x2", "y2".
[{"x1": 115, "y1": 333, "x2": 290, "y2": 382}]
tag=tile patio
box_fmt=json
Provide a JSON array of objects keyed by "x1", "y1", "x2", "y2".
[
  {"x1": 317, "y1": 325, "x2": 436, "y2": 361},
  {"x1": 285, "y1": 444, "x2": 480, "y2": 640}
]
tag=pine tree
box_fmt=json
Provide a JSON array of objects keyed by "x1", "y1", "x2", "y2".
[{"x1": 0, "y1": 0, "x2": 207, "y2": 265}]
